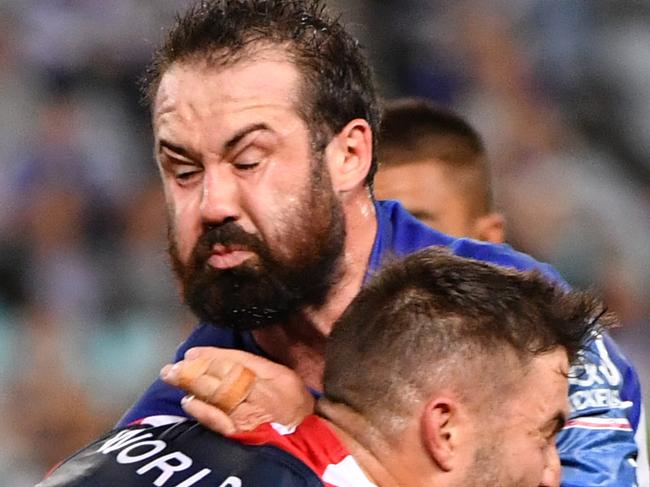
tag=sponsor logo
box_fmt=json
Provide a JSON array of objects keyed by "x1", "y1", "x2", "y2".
[
  {"x1": 569, "y1": 338, "x2": 621, "y2": 388},
  {"x1": 569, "y1": 388, "x2": 632, "y2": 413},
  {"x1": 97, "y1": 429, "x2": 242, "y2": 487}
]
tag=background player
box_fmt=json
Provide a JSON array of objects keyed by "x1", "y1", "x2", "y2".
[{"x1": 374, "y1": 97, "x2": 505, "y2": 243}]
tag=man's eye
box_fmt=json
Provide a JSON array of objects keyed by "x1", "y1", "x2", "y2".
[
  {"x1": 233, "y1": 160, "x2": 260, "y2": 171},
  {"x1": 172, "y1": 165, "x2": 201, "y2": 183},
  {"x1": 232, "y1": 146, "x2": 266, "y2": 171},
  {"x1": 177, "y1": 171, "x2": 198, "y2": 180}
]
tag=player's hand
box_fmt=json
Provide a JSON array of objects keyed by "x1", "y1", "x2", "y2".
[{"x1": 160, "y1": 347, "x2": 315, "y2": 436}]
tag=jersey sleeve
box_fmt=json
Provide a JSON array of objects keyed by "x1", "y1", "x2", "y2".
[
  {"x1": 449, "y1": 238, "x2": 646, "y2": 485},
  {"x1": 39, "y1": 421, "x2": 325, "y2": 487},
  {"x1": 558, "y1": 334, "x2": 647, "y2": 487}
]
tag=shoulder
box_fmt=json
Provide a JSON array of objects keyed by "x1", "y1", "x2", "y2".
[
  {"x1": 233, "y1": 417, "x2": 374, "y2": 487},
  {"x1": 448, "y1": 238, "x2": 566, "y2": 284},
  {"x1": 40, "y1": 419, "x2": 324, "y2": 487},
  {"x1": 174, "y1": 323, "x2": 262, "y2": 361},
  {"x1": 234, "y1": 417, "x2": 347, "y2": 471},
  {"x1": 376, "y1": 199, "x2": 566, "y2": 285}
]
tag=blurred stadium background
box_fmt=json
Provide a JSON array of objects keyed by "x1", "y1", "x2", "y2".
[{"x1": 0, "y1": 1, "x2": 648, "y2": 483}]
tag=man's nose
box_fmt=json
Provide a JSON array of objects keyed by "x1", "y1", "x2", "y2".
[{"x1": 199, "y1": 165, "x2": 240, "y2": 226}]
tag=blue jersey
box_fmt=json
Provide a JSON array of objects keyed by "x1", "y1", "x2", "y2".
[{"x1": 120, "y1": 200, "x2": 648, "y2": 487}]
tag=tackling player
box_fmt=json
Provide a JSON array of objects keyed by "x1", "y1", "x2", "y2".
[{"x1": 42, "y1": 249, "x2": 608, "y2": 486}]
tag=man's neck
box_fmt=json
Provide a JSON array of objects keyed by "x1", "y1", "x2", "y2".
[
  {"x1": 316, "y1": 399, "x2": 403, "y2": 487},
  {"x1": 253, "y1": 192, "x2": 377, "y2": 389}
]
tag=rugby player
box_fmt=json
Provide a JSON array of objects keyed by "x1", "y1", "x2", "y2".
[
  {"x1": 42, "y1": 249, "x2": 607, "y2": 486},
  {"x1": 115, "y1": 1, "x2": 645, "y2": 485}
]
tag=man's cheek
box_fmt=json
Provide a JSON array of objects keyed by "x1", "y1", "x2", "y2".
[{"x1": 172, "y1": 202, "x2": 202, "y2": 262}]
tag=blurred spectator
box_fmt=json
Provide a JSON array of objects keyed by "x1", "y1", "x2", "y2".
[
  {"x1": 0, "y1": 10, "x2": 42, "y2": 235},
  {"x1": 113, "y1": 182, "x2": 185, "y2": 317},
  {"x1": 0, "y1": 306, "x2": 110, "y2": 484}
]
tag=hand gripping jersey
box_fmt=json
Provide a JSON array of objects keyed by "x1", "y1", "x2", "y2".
[
  {"x1": 39, "y1": 415, "x2": 374, "y2": 487},
  {"x1": 120, "y1": 200, "x2": 648, "y2": 487}
]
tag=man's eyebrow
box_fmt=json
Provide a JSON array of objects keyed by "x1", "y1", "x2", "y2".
[
  {"x1": 157, "y1": 123, "x2": 272, "y2": 160},
  {"x1": 158, "y1": 140, "x2": 195, "y2": 160},
  {"x1": 224, "y1": 123, "x2": 271, "y2": 152}
]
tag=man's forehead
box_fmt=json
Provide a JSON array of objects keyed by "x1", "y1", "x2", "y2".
[
  {"x1": 516, "y1": 350, "x2": 570, "y2": 413},
  {"x1": 152, "y1": 62, "x2": 308, "y2": 150},
  {"x1": 154, "y1": 53, "x2": 302, "y2": 117},
  {"x1": 541, "y1": 348, "x2": 570, "y2": 376}
]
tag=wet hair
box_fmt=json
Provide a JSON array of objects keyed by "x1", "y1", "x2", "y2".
[
  {"x1": 378, "y1": 97, "x2": 493, "y2": 215},
  {"x1": 323, "y1": 247, "x2": 613, "y2": 437},
  {"x1": 141, "y1": 0, "x2": 380, "y2": 186}
]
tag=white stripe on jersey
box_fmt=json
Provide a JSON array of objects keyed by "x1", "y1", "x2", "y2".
[
  {"x1": 136, "y1": 415, "x2": 187, "y2": 427},
  {"x1": 271, "y1": 422, "x2": 298, "y2": 435},
  {"x1": 564, "y1": 416, "x2": 633, "y2": 431},
  {"x1": 322, "y1": 455, "x2": 377, "y2": 487}
]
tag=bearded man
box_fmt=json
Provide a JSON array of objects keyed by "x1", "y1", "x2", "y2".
[{"x1": 116, "y1": 2, "x2": 645, "y2": 486}]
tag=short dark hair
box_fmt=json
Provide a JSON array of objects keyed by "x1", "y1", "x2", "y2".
[
  {"x1": 141, "y1": 0, "x2": 380, "y2": 186},
  {"x1": 378, "y1": 97, "x2": 493, "y2": 215},
  {"x1": 323, "y1": 248, "x2": 612, "y2": 437}
]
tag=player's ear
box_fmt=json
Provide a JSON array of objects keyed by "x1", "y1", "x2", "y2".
[
  {"x1": 473, "y1": 212, "x2": 506, "y2": 244},
  {"x1": 325, "y1": 118, "x2": 373, "y2": 193},
  {"x1": 421, "y1": 397, "x2": 463, "y2": 472}
]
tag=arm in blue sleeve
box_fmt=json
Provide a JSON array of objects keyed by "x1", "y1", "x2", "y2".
[
  {"x1": 422, "y1": 238, "x2": 647, "y2": 484},
  {"x1": 558, "y1": 334, "x2": 646, "y2": 487}
]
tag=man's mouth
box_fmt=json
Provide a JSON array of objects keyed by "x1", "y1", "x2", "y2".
[{"x1": 206, "y1": 244, "x2": 255, "y2": 269}]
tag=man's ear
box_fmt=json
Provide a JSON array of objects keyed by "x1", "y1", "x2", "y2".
[
  {"x1": 473, "y1": 212, "x2": 506, "y2": 244},
  {"x1": 421, "y1": 397, "x2": 462, "y2": 472},
  {"x1": 325, "y1": 118, "x2": 373, "y2": 193}
]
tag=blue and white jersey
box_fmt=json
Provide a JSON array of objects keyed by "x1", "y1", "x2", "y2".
[{"x1": 120, "y1": 200, "x2": 647, "y2": 487}]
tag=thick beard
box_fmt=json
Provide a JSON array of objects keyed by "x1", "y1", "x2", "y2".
[{"x1": 168, "y1": 161, "x2": 346, "y2": 331}]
